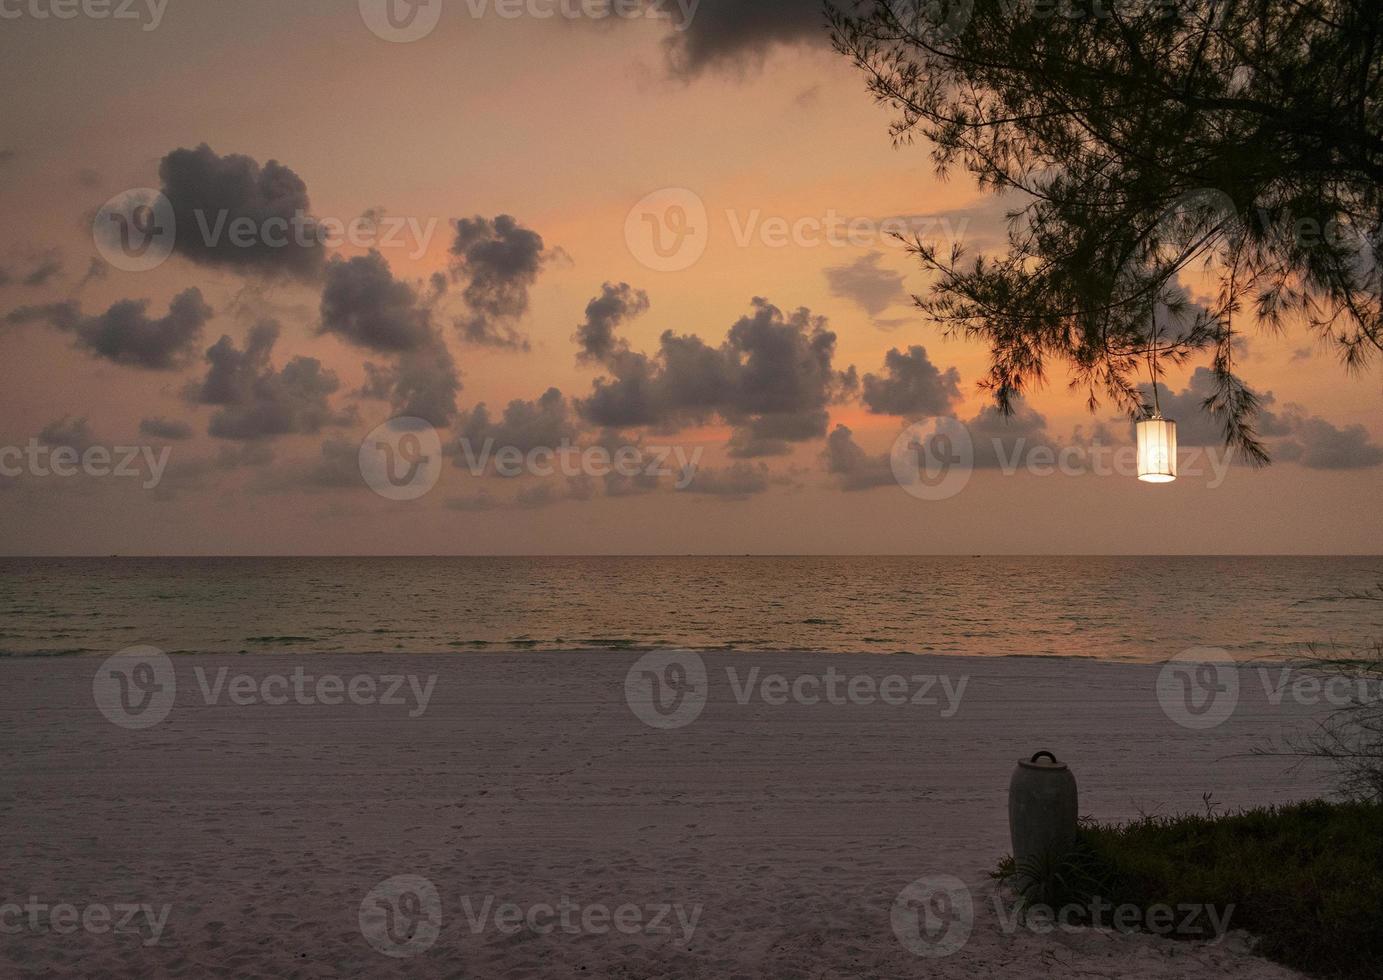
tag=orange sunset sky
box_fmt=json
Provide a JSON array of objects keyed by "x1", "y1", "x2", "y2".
[{"x1": 0, "y1": 0, "x2": 1379, "y2": 554}]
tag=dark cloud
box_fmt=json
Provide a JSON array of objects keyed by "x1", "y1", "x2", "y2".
[
  {"x1": 455, "y1": 388, "x2": 577, "y2": 465},
  {"x1": 861, "y1": 346, "x2": 963, "y2": 418},
  {"x1": 38, "y1": 417, "x2": 96, "y2": 452},
  {"x1": 1139, "y1": 368, "x2": 1292, "y2": 447},
  {"x1": 655, "y1": 0, "x2": 828, "y2": 75},
  {"x1": 823, "y1": 424, "x2": 896, "y2": 491},
  {"x1": 322, "y1": 251, "x2": 461, "y2": 426},
  {"x1": 139, "y1": 418, "x2": 195, "y2": 441},
  {"x1": 1273, "y1": 410, "x2": 1383, "y2": 470},
  {"x1": 449, "y1": 214, "x2": 552, "y2": 351},
  {"x1": 159, "y1": 144, "x2": 325, "y2": 280},
  {"x1": 678, "y1": 461, "x2": 771, "y2": 499},
  {"x1": 76, "y1": 168, "x2": 103, "y2": 189},
  {"x1": 0, "y1": 251, "x2": 64, "y2": 289},
  {"x1": 320, "y1": 251, "x2": 437, "y2": 353},
  {"x1": 578, "y1": 298, "x2": 856, "y2": 454},
  {"x1": 966, "y1": 399, "x2": 1053, "y2": 469},
  {"x1": 5, "y1": 288, "x2": 212, "y2": 369},
  {"x1": 575, "y1": 282, "x2": 650, "y2": 363},
  {"x1": 186, "y1": 320, "x2": 354, "y2": 441},
  {"x1": 824, "y1": 251, "x2": 909, "y2": 318}
]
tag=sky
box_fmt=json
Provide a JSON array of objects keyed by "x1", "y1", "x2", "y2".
[{"x1": 0, "y1": 0, "x2": 1379, "y2": 555}]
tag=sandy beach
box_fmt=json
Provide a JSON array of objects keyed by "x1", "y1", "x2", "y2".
[{"x1": 0, "y1": 650, "x2": 1337, "y2": 978}]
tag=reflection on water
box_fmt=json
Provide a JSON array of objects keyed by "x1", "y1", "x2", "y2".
[{"x1": 0, "y1": 556, "x2": 1378, "y2": 661}]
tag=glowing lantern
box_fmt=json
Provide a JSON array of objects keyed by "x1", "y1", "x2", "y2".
[{"x1": 1137, "y1": 415, "x2": 1177, "y2": 483}]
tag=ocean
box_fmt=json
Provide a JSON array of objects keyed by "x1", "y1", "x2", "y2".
[
  {"x1": 0, "y1": 555, "x2": 1378, "y2": 661},
  {"x1": 5, "y1": 555, "x2": 1377, "y2": 660}
]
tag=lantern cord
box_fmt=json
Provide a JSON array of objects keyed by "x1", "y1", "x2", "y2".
[{"x1": 1146, "y1": 317, "x2": 1163, "y2": 418}]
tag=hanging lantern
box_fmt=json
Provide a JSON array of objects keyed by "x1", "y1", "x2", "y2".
[{"x1": 1137, "y1": 415, "x2": 1177, "y2": 483}]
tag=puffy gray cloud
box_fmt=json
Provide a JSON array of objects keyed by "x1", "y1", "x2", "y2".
[
  {"x1": 655, "y1": 0, "x2": 827, "y2": 75},
  {"x1": 37, "y1": 416, "x2": 96, "y2": 452},
  {"x1": 449, "y1": 214, "x2": 552, "y2": 350},
  {"x1": 966, "y1": 398, "x2": 1053, "y2": 469},
  {"x1": 822, "y1": 424, "x2": 896, "y2": 491},
  {"x1": 824, "y1": 251, "x2": 909, "y2": 318},
  {"x1": 678, "y1": 461, "x2": 771, "y2": 498},
  {"x1": 575, "y1": 282, "x2": 650, "y2": 363},
  {"x1": 455, "y1": 387, "x2": 578, "y2": 464},
  {"x1": 5, "y1": 288, "x2": 212, "y2": 369},
  {"x1": 139, "y1": 418, "x2": 195, "y2": 441},
  {"x1": 578, "y1": 298, "x2": 856, "y2": 454},
  {"x1": 1272, "y1": 411, "x2": 1383, "y2": 470},
  {"x1": 322, "y1": 251, "x2": 461, "y2": 426},
  {"x1": 186, "y1": 320, "x2": 354, "y2": 441},
  {"x1": 861, "y1": 346, "x2": 962, "y2": 418},
  {"x1": 320, "y1": 251, "x2": 437, "y2": 353},
  {"x1": 159, "y1": 144, "x2": 325, "y2": 280}
]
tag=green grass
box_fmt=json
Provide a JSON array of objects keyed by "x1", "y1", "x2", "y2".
[{"x1": 994, "y1": 799, "x2": 1383, "y2": 979}]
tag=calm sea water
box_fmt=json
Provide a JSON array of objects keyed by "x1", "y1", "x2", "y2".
[{"x1": 0, "y1": 556, "x2": 1378, "y2": 661}]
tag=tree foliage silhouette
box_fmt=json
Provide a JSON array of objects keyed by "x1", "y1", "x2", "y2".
[{"x1": 831, "y1": 0, "x2": 1382, "y2": 460}]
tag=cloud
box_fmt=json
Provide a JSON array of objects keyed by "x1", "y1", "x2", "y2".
[
  {"x1": 449, "y1": 214, "x2": 553, "y2": 351},
  {"x1": 678, "y1": 461, "x2": 771, "y2": 499},
  {"x1": 0, "y1": 149, "x2": 15, "y2": 166},
  {"x1": 38, "y1": 416, "x2": 96, "y2": 452},
  {"x1": 320, "y1": 251, "x2": 437, "y2": 353},
  {"x1": 139, "y1": 417, "x2": 195, "y2": 441},
  {"x1": 655, "y1": 0, "x2": 828, "y2": 76},
  {"x1": 966, "y1": 398, "x2": 1053, "y2": 469},
  {"x1": 1273, "y1": 410, "x2": 1383, "y2": 470},
  {"x1": 822, "y1": 424, "x2": 896, "y2": 491},
  {"x1": 0, "y1": 251, "x2": 64, "y2": 289},
  {"x1": 5, "y1": 288, "x2": 212, "y2": 369},
  {"x1": 574, "y1": 282, "x2": 650, "y2": 363},
  {"x1": 861, "y1": 346, "x2": 963, "y2": 417},
  {"x1": 159, "y1": 144, "x2": 325, "y2": 280},
  {"x1": 578, "y1": 297, "x2": 856, "y2": 455},
  {"x1": 1139, "y1": 367, "x2": 1292, "y2": 447},
  {"x1": 824, "y1": 251, "x2": 909, "y2": 318},
  {"x1": 186, "y1": 320, "x2": 354, "y2": 441},
  {"x1": 454, "y1": 387, "x2": 578, "y2": 467},
  {"x1": 321, "y1": 251, "x2": 461, "y2": 426},
  {"x1": 76, "y1": 168, "x2": 103, "y2": 188}
]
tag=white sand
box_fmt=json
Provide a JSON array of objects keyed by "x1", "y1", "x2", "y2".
[{"x1": 0, "y1": 652, "x2": 1335, "y2": 978}]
